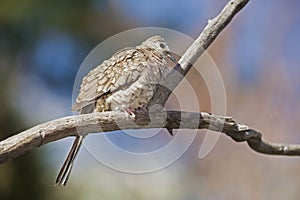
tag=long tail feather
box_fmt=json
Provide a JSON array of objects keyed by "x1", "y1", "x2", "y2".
[{"x1": 56, "y1": 136, "x2": 83, "y2": 186}]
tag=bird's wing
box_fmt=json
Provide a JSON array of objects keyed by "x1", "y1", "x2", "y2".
[{"x1": 72, "y1": 47, "x2": 147, "y2": 111}]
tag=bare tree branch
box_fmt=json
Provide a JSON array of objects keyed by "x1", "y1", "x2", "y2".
[
  {"x1": 4, "y1": 0, "x2": 299, "y2": 165},
  {"x1": 149, "y1": 0, "x2": 250, "y2": 106},
  {"x1": 1, "y1": 110, "x2": 300, "y2": 164}
]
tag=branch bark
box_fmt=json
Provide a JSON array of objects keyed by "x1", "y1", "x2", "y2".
[
  {"x1": 149, "y1": 0, "x2": 250, "y2": 106},
  {"x1": 1, "y1": 110, "x2": 300, "y2": 164},
  {"x1": 4, "y1": 0, "x2": 299, "y2": 165}
]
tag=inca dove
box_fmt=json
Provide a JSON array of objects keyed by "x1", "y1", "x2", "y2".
[{"x1": 56, "y1": 35, "x2": 176, "y2": 186}]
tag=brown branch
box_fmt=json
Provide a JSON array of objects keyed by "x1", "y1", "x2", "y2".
[
  {"x1": 149, "y1": 0, "x2": 250, "y2": 106},
  {"x1": 1, "y1": 0, "x2": 298, "y2": 166},
  {"x1": 1, "y1": 110, "x2": 300, "y2": 164},
  {"x1": 5, "y1": 0, "x2": 299, "y2": 165}
]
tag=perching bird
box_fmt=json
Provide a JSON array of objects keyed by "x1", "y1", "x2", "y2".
[{"x1": 55, "y1": 35, "x2": 176, "y2": 186}]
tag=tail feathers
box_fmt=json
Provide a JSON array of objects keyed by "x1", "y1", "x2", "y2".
[{"x1": 56, "y1": 136, "x2": 83, "y2": 186}]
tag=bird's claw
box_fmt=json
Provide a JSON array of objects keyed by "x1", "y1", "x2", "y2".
[{"x1": 123, "y1": 108, "x2": 136, "y2": 119}]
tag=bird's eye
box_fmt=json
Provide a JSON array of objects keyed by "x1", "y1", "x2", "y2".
[{"x1": 159, "y1": 43, "x2": 166, "y2": 48}]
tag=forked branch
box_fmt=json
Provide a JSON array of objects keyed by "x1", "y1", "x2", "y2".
[{"x1": 2, "y1": 0, "x2": 299, "y2": 165}]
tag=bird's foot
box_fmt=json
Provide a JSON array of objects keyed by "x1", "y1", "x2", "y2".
[{"x1": 123, "y1": 108, "x2": 136, "y2": 119}]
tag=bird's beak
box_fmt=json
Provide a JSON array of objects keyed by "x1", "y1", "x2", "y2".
[{"x1": 166, "y1": 51, "x2": 177, "y2": 63}]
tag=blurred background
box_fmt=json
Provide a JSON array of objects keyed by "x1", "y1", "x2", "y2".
[{"x1": 1, "y1": 0, "x2": 300, "y2": 199}]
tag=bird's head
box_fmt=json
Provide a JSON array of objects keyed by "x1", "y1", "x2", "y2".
[{"x1": 140, "y1": 35, "x2": 176, "y2": 63}]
